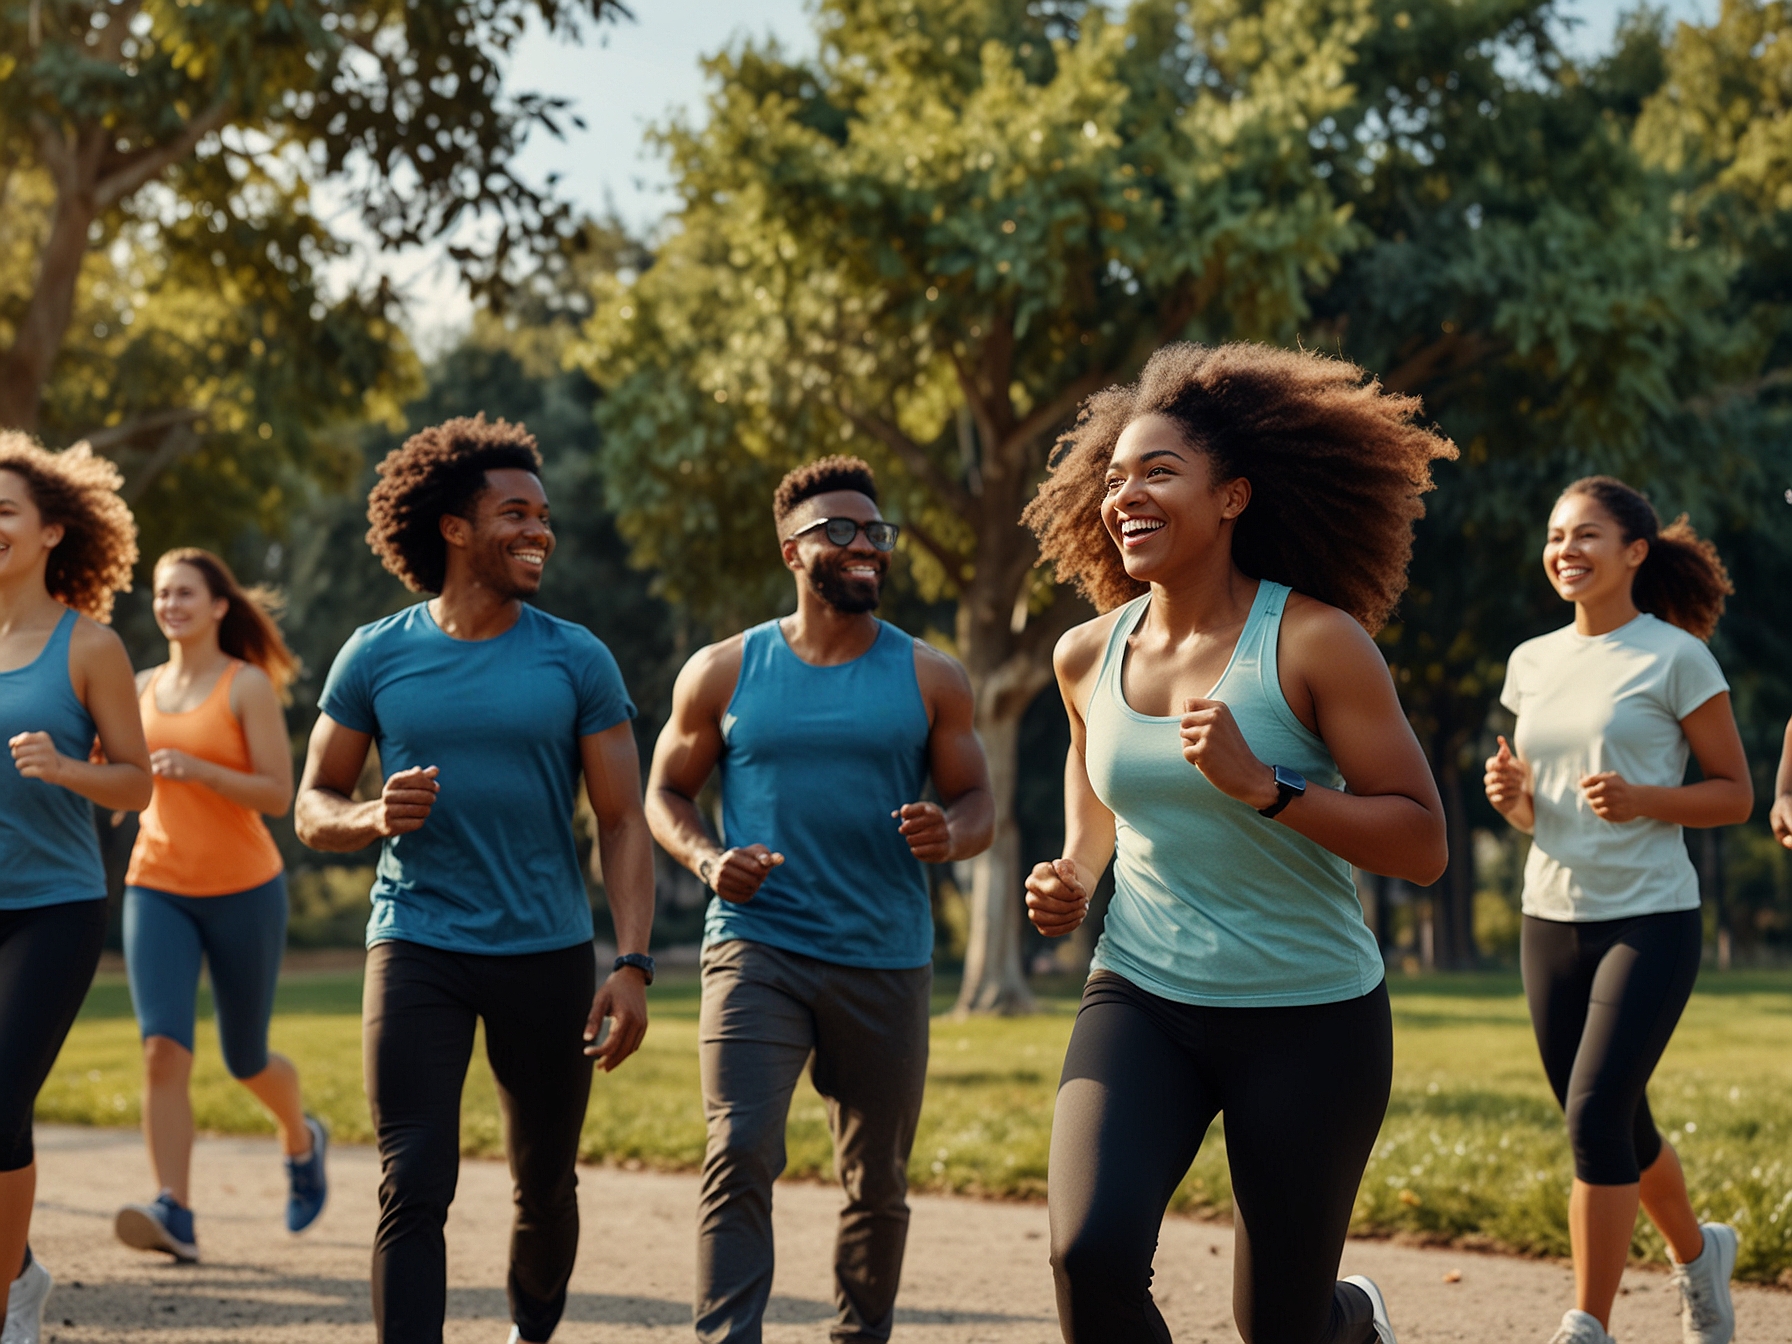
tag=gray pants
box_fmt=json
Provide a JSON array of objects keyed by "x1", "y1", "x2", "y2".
[{"x1": 695, "y1": 939, "x2": 932, "y2": 1344}]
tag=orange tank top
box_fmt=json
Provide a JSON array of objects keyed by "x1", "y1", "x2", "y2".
[{"x1": 126, "y1": 660, "x2": 284, "y2": 896}]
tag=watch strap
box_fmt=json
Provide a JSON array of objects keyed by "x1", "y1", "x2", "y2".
[
  {"x1": 613, "y1": 952, "x2": 656, "y2": 986},
  {"x1": 1258, "y1": 765, "x2": 1306, "y2": 819}
]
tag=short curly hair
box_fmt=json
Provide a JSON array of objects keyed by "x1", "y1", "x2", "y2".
[
  {"x1": 0, "y1": 433, "x2": 138, "y2": 622},
  {"x1": 773, "y1": 455, "x2": 878, "y2": 528},
  {"x1": 365, "y1": 415, "x2": 543, "y2": 593},
  {"x1": 1022, "y1": 342, "x2": 1458, "y2": 633}
]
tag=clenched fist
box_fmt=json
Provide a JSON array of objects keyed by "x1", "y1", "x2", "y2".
[{"x1": 1026, "y1": 858, "x2": 1093, "y2": 938}]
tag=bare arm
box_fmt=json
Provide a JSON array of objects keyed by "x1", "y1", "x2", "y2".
[
  {"x1": 645, "y1": 638, "x2": 783, "y2": 902},
  {"x1": 893, "y1": 644, "x2": 995, "y2": 863},
  {"x1": 1772, "y1": 718, "x2": 1792, "y2": 849},
  {"x1": 148, "y1": 666, "x2": 294, "y2": 816},
  {"x1": 1579, "y1": 692, "x2": 1753, "y2": 827},
  {"x1": 10, "y1": 620, "x2": 152, "y2": 811},
  {"x1": 1179, "y1": 602, "x2": 1448, "y2": 885},
  {"x1": 580, "y1": 721, "x2": 655, "y2": 1072},
  {"x1": 293, "y1": 713, "x2": 439, "y2": 852},
  {"x1": 1026, "y1": 621, "x2": 1119, "y2": 938}
]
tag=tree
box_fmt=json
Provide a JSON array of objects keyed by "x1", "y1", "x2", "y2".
[
  {"x1": 0, "y1": 0, "x2": 628, "y2": 540},
  {"x1": 578, "y1": 0, "x2": 1378, "y2": 1011}
]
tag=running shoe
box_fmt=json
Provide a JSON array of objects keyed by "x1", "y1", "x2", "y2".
[
  {"x1": 285, "y1": 1114, "x2": 329, "y2": 1233},
  {"x1": 1342, "y1": 1274, "x2": 1397, "y2": 1344},
  {"x1": 114, "y1": 1192, "x2": 199, "y2": 1262},
  {"x1": 1, "y1": 1250, "x2": 52, "y2": 1344},
  {"x1": 1546, "y1": 1309, "x2": 1614, "y2": 1344},
  {"x1": 1669, "y1": 1222, "x2": 1738, "y2": 1344}
]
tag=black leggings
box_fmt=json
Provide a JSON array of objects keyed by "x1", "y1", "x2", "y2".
[
  {"x1": 363, "y1": 939, "x2": 596, "y2": 1344},
  {"x1": 1049, "y1": 972, "x2": 1392, "y2": 1344},
  {"x1": 0, "y1": 900, "x2": 107, "y2": 1173},
  {"x1": 1521, "y1": 909, "x2": 1702, "y2": 1185}
]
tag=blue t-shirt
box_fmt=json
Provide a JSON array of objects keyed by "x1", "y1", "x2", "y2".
[
  {"x1": 318, "y1": 602, "x2": 635, "y2": 955},
  {"x1": 706, "y1": 618, "x2": 934, "y2": 969}
]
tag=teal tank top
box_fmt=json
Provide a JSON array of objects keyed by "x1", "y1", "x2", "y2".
[
  {"x1": 1085, "y1": 581, "x2": 1384, "y2": 1006},
  {"x1": 707, "y1": 618, "x2": 934, "y2": 969},
  {"x1": 0, "y1": 609, "x2": 107, "y2": 909}
]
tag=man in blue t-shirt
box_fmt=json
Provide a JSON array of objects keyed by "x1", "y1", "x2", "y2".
[
  {"x1": 296, "y1": 416, "x2": 656, "y2": 1344},
  {"x1": 647, "y1": 456, "x2": 994, "y2": 1344}
]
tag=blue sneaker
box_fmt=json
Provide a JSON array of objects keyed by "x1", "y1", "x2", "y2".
[
  {"x1": 285, "y1": 1115, "x2": 329, "y2": 1233},
  {"x1": 114, "y1": 1192, "x2": 198, "y2": 1262}
]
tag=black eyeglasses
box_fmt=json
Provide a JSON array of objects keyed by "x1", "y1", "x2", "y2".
[{"x1": 788, "y1": 517, "x2": 901, "y2": 552}]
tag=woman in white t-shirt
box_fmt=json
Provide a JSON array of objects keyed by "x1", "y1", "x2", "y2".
[{"x1": 1486, "y1": 476, "x2": 1752, "y2": 1344}]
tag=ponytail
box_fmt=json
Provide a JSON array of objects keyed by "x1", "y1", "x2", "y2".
[
  {"x1": 155, "y1": 548, "x2": 301, "y2": 701},
  {"x1": 1560, "y1": 476, "x2": 1732, "y2": 640}
]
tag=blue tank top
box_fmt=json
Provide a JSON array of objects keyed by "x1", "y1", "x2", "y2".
[
  {"x1": 707, "y1": 618, "x2": 934, "y2": 969},
  {"x1": 1085, "y1": 582, "x2": 1384, "y2": 1007},
  {"x1": 0, "y1": 609, "x2": 107, "y2": 909}
]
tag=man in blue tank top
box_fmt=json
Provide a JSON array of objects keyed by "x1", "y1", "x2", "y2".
[{"x1": 648, "y1": 456, "x2": 993, "y2": 1344}]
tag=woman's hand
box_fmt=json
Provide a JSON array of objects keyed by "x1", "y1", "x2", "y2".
[
  {"x1": 1483, "y1": 736, "x2": 1530, "y2": 817},
  {"x1": 1581, "y1": 771, "x2": 1644, "y2": 823},
  {"x1": 150, "y1": 748, "x2": 210, "y2": 783},
  {"x1": 1179, "y1": 698, "x2": 1276, "y2": 810},
  {"x1": 1772, "y1": 795, "x2": 1792, "y2": 850},
  {"x1": 9, "y1": 731, "x2": 65, "y2": 785},
  {"x1": 1026, "y1": 858, "x2": 1093, "y2": 938}
]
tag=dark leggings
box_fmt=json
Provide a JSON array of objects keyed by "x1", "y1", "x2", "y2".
[
  {"x1": 363, "y1": 939, "x2": 596, "y2": 1344},
  {"x1": 1049, "y1": 972, "x2": 1391, "y2": 1344},
  {"x1": 0, "y1": 899, "x2": 108, "y2": 1172},
  {"x1": 1521, "y1": 908, "x2": 1702, "y2": 1185}
]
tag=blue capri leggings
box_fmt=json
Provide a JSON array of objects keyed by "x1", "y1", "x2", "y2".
[{"x1": 123, "y1": 874, "x2": 288, "y2": 1079}]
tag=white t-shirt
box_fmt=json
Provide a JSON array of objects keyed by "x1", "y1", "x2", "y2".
[{"x1": 1499, "y1": 613, "x2": 1729, "y2": 922}]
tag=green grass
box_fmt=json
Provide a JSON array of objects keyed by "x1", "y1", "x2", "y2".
[{"x1": 41, "y1": 968, "x2": 1792, "y2": 1282}]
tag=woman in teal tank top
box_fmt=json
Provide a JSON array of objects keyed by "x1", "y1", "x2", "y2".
[
  {"x1": 1019, "y1": 344, "x2": 1455, "y2": 1344},
  {"x1": 0, "y1": 436, "x2": 151, "y2": 1344}
]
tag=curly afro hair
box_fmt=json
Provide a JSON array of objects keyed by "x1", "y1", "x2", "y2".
[
  {"x1": 1561, "y1": 477, "x2": 1732, "y2": 640},
  {"x1": 773, "y1": 455, "x2": 878, "y2": 529},
  {"x1": 1022, "y1": 342, "x2": 1457, "y2": 633},
  {"x1": 365, "y1": 415, "x2": 543, "y2": 594},
  {"x1": 0, "y1": 433, "x2": 138, "y2": 622}
]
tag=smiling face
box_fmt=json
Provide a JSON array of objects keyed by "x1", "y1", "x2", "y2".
[
  {"x1": 152, "y1": 560, "x2": 228, "y2": 646},
  {"x1": 781, "y1": 488, "x2": 888, "y2": 614},
  {"x1": 1544, "y1": 490, "x2": 1647, "y2": 609},
  {"x1": 1100, "y1": 414, "x2": 1249, "y2": 586},
  {"x1": 446, "y1": 468, "x2": 555, "y2": 598},
  {"x1": 0, "y1": 468, "x2": 62, "y2": 590}
]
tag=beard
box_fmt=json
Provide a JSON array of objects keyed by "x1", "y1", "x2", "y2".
[{"x1": 808, "y1": 556, "x2": 884, "y2": 614}]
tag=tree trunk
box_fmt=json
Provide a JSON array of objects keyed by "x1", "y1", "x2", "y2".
[
  {"x1": 955, "y1": 707, "x2": 1036, "y2": 1014},
  {"x1": 0, "y1": 174, "x2": 97, "y2": 432},
  {"x1": 1432, "y1": 745, "x2": 1477, "y2": 968}
]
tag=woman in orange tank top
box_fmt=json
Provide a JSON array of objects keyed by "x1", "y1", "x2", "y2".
[{"x1": 113, "y1": 550, "x2": 328, "y2": 1263}]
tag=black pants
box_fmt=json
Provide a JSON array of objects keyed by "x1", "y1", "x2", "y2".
[
  {"x1": 0, "y1": 899, "x2": 107, "y2": 1172},
  {"x1": 363, "y1": 939, "x2": 596, "y2": 1344},
  {"x1": 1521, "y1": 909, "x2": 1702, "y2": 1185},
  {"x1": 1049, "y1": 972, "x2": 1391, "y2": 1344}
]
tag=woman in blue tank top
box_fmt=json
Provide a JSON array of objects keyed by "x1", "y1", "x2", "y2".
[
  {"x1": 0, "y1": 435, "x2": 152, "y2": 1344},
  {"x1": 1019, "y1": 344, "x2": 1455, "y2": 1344}
]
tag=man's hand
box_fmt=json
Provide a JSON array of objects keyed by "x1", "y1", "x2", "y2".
[
  {"x1": 1581, "y1": 771, "x2": 1643, "y2": 824},
  {"x1": 893, "y1": 801, "x2": 952, "y2": 862},
  {"x1": 1773, "y1": 795, "x2": 1792, "y2": 850},
  {"x1": 583, "y1": 967, "x2": 648, "y2": 1072},
  {"x1": 9, "y1": 731, "x2": 65, "y2": 785},
  {"x1": 1179, "y1": 698, "x2": 1275, "y2": 809},
  {"x1": 150, "y1": 747, "x2": 209, "y2": 782},
  {"x1": 1483, "y1": 735, "x2": 1530, "y2": 817},
  {"x1": 710, "y1": 844, "x2": 783, "y2": 903},
  {"x1": 1026, "y1": 858, "x2": 1092, "y2": 938},
  {"x1": 376, "y1": 766, "x2": 440, "y2": 836}
]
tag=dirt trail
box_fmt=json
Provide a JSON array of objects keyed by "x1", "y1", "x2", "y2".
[{"x1": 22, "y1": 1125, "x2": 1788, "y2": 1342}]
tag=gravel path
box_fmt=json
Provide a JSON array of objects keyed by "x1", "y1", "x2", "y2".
[{"x1": 21, "y1": 1125, "x2": 1789, "y2": 1342}]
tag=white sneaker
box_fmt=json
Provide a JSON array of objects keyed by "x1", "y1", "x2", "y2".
[
  {"x1": 1669, "y1": 1222, "x2": 1738, "y2": 1344},
  {"x1": 1, "y1": 1253, "x2": 53, "y2": 1344},
  {"x1": 1343, "y1": 1274, "x2": 1397, "y2": 1344},
  {"x1": 1547, "y1": 1309, "x2": 1614, "y2": 1344}
]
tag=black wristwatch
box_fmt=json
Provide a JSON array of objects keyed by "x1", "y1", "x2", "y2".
[
  {"x1": 613, "y1": 952, "x2": 656, "y2": 986},
  {"x1": 1258, "y1": 765, "x2": 1307, "y2": 819}
]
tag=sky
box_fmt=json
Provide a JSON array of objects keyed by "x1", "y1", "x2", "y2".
[{"x1": 369, "y1": 0, "x2": 1717, "y2": 344}]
